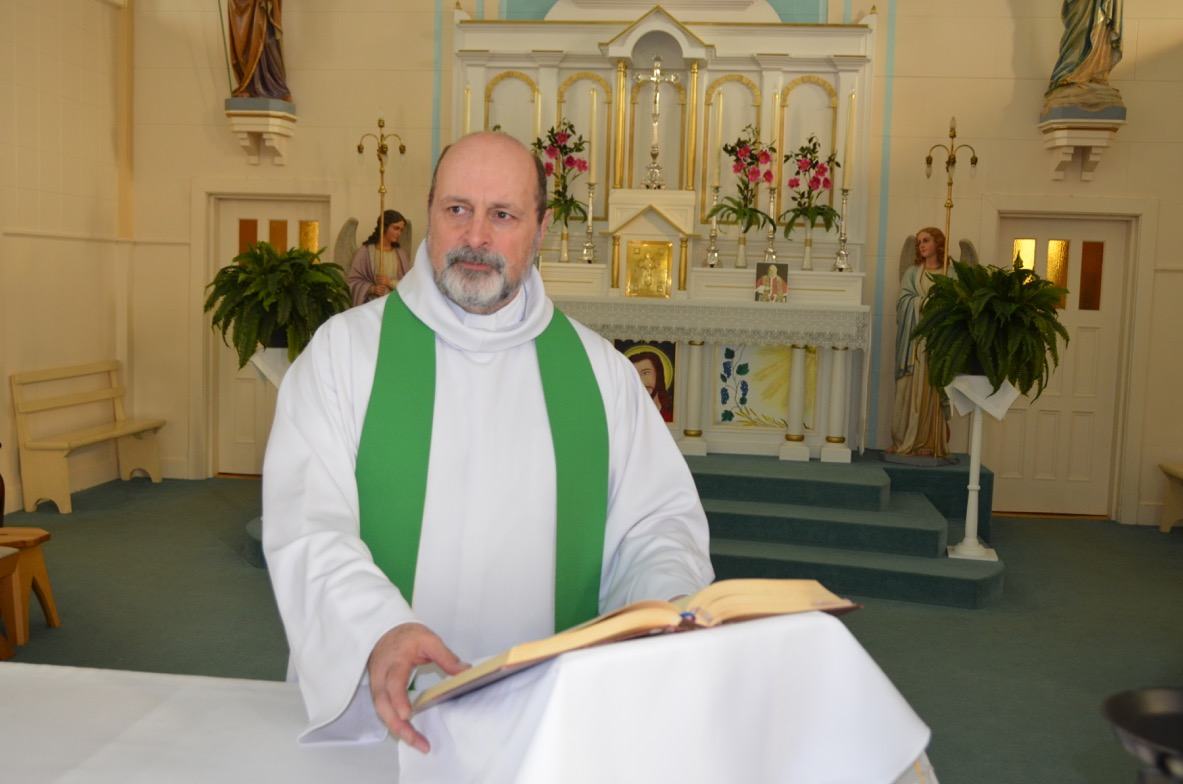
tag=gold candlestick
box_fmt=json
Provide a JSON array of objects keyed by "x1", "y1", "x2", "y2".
[
  {"x1": 925, "y1": 117, "x2": 979, "y2": 273},
  {"x1": 356, "y1": 117, "x2": 407, "y2": 243}
]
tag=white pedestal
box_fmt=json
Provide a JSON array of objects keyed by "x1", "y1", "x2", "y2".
[
  {"x1": 779, "y1": 441, "x2": 810, "y2": 461},
  {"x1": 820, "y1": 443, "x2": 852, "y2": 463}
]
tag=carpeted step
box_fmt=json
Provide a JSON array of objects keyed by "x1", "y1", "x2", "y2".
[
  {"x1": 703, "y1": 491, "x2": 948, "y2": 557},
  {"x1": 686, "y1": 454, "x2": 890, "y2": 511},
  {"x1": 710, "y1": 538, "x2": 1005, "y2": 609}
]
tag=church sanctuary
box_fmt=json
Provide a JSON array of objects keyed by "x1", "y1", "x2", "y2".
[{"x1": 2, "y1": 0, "x2": 1182, "y2": 781}]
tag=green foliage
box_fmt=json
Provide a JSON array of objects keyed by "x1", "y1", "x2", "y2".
[
  {"x1": 706, "y1": 124, "x2": 775, "y2": 234},
  {"x1": 203, "y1": 242, "x2": 352, "y2": 369},
  {"x1": 912, "y1": 259, "x2": 1070, "y2": 400},
  {"x1": 779, "y1": 133, "x2": 841, "y2": 238}
]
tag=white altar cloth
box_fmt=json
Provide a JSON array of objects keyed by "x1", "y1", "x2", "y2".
[
  {"x1": 0, "y1": 662, "x2": 397, "y2": 782},
  {"x1": 401, "y1": 612, "x2": 934, "y2": 784}
]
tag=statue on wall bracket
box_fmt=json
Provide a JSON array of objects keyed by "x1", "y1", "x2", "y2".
[
  {"x1": 1041, "y1": 0, "x2": 1125, "y2": 120},
  {"x1": 229, "y1": 0, "x2": 292, "y2": 103}
]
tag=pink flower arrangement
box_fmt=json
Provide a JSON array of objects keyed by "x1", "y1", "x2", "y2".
[
  {"x1": 530, "y1": 118, "x2": 589, "y2": 227},
  {"x1": 779, "y1": 134, "x2": 841, "y2": 238},
  {"x1": 707, "y1": 124, "x2": 776, "y2": 234}
]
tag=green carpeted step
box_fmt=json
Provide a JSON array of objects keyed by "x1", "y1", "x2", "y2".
[
  {"x1": 704, "y1": 491, "x2": 948, "y2": 556},
  {"x1": 686, "y1": 454, "x2": 890, "y2": 511},
  {"x1": 711, "y1": 538, "x2": 1005, "y2": 609}
]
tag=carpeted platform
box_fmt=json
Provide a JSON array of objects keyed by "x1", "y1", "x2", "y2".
[{"x1": 688, "y1": 452, "x2": 1004, "y2": 607}]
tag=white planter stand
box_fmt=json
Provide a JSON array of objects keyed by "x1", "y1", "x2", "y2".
[{"x1": 944, "y1": 375, "x2": 1020, "y2": 561}]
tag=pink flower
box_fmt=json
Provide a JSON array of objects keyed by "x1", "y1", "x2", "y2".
[
  {"x1": 817, "y1": 163, "x2": 828, "y2": 177},
  {"x1": 762, "y1": 169, "x2": 774, "y2": 183},
  {"x1": 822, "y1": 176, "x2": 832, "y2": 190},
  {"x1": 545, "y1": 145, "x2": 559, "y2": 159},
  {"x1": 732, "y1": 161, "x2": 744, "y2": 173},
  {"x1": 737, "y1": 145, "x2": 751, "y2": 159},
  {"x1": 555, "y1": 131, "x2": 570, "y2": 144},
  {"x1": 787, "y1": 177, "x2": 801, "y2": 189},
  {"x1": 809, "y1": 176, "x2": 822, "y2": 190},
  {"x1": 758, "y1": 150, "x2": 771, "y2": 165},
  {"x1": 575, "y1": 158, "x2": 589, "y2": 172},
  {"x1": 797, "y1": 158, "x2": 811, "y2": 172},
  {"x1": 564, "y1": 154, "x2": 576, "y2": 168},
  {"x1": 747, "y1": 168, "x2": 760, "y2": 182},
  {"x1": 544, "y1": 162, "x2": 554, "y2": 176}
]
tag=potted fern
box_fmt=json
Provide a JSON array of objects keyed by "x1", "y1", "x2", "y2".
[
  {"x1": 204, "y1": 241, "x2": 351, "y2": 368},
  {"x1": 912, "y1": 257, "x2": 1070, "y2": 399}
]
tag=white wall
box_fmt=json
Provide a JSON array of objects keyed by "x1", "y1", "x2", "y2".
[{"x1": 0, "y1": 0, "x2": 127, "y2": 512}]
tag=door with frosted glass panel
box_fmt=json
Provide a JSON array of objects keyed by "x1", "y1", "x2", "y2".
[
  {"x1": 214, "y1": 198, "x2": 330, "y2": 475},
  {"x1": 984, "y1": 218, "x2": 1126, "y2": 515}
]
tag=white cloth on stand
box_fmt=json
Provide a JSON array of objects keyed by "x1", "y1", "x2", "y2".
[{"x1": 945, "y1": 374, "x2": 1020, "y2": 420}]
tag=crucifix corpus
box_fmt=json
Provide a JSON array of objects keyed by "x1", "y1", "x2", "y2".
[{"x1": 634, "y1": 56, "x2": 678, "y2": 190}]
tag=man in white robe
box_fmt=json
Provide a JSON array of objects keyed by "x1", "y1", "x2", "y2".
[{"x1": 263, "y1": 132, "x2": 714, "y2": 750}]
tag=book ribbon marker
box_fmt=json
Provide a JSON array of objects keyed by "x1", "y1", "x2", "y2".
[{"x1": 357, "y1": 291, "x2": 609, "y2": 633}]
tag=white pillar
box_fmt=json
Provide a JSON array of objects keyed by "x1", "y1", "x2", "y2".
[
  {"x1": 779, "y1": 343, "x2": 810, "y2": 461},
  {"x1": 948, "y1": 404, "x2": 998, "y2": 560},
  {"x1": 679, "y1": 340, "x2": 708, "y2": 456},
  {"x1": 821, "y1": 346, "x2": 852, "y2": 463}
]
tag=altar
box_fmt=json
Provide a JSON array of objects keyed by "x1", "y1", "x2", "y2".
[{"x1": 454, "y1": 2, "x2": 877, "y2": 460}]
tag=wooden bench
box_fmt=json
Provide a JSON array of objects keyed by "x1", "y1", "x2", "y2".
[{"x1": 11, "y1": 361, "x2": 165, "y2": 514}]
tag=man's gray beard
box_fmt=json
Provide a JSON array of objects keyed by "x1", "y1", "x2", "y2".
[{"x1": 434, "y1": 246, "x2": 515, "y2": 312}]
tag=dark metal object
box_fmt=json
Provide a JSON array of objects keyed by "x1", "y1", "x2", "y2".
[{"x1": 1104, "y1": 689, "x2": 1183, "y2": 783}]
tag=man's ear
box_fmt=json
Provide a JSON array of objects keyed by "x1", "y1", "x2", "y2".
[{"x1": 538, "y1": 208, "x2": 553, "y2": 240}]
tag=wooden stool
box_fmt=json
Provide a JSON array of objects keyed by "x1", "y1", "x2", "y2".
[
  {"x1": 0, "y1": 547, "x2": 18, "y2": 659},
  {"x1": 1161, "y1": 463, "x2": 1183, "y2": 534},
  {"x1": 0, "y1": 527, "x2": 62, "y2": 645}
]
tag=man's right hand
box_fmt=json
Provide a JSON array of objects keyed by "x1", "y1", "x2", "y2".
[{"x1": 367, "y1": 623, "x2": 468, "y2": 753}]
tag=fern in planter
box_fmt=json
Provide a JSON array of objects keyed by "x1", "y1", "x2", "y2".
[
  {"x1": 912, "y1": 258, "x2": 1070, "y2": 400},
  {"x1": 204, "y1": 242, "x2": 352, "y2": 368}
]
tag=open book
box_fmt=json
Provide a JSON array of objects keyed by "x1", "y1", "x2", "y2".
[{"x1": 411, "y1": 578, "x2": 857, "y2": 713}]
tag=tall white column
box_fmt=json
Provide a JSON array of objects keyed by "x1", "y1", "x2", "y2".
[
  {"x1": 821, "y1": 346, "x2": 852, "y2": 463},
  {"x1": 779, "y1": 344, "x2": 810, "y2": 461},
  {"x1": 679, "y1": 340, "x2": 708, "y2": 456},
  {"x1": 948, "y1": 404, "x2": 999, "y2": 560}
]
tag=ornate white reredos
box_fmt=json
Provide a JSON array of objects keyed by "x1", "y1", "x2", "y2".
[{"x1": 546, "y1": 0, "x2": 781, "y2": 23}]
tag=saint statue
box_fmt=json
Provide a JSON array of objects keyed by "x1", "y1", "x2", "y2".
[
  {"x1": 229, "y1": 0, "x2": 292, "y2": 102},
  {"x1": 1043, "y1": 0, "x2": 1124, "y2": 114}
]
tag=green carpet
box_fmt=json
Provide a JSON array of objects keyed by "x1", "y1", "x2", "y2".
[{"x1": 4, "y1": 477, "x2": 1181, "y2": 783}]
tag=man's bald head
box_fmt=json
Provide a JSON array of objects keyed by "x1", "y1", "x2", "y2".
[{"x1": 428, "y1": 132, "x2": 548, "y2": 225}]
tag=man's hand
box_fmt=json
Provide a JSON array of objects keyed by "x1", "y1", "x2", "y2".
[{"x1": 367, "y1": 623, "x2": 468, "y2": 753}]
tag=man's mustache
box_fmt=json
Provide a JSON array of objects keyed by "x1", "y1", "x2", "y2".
[{"x1": 445, "y1": 246, "x2": 506, "y2": 273}]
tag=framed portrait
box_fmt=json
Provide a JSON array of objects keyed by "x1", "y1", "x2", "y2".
[
  {"x1": 614, "y1": 339, "x2": 676, "y2": 422},
  {"x1": 754, "y1": 261, "x2": 789, "y2": 303},
  {"x1": 625, "y1": 240, "x2": 673, "y2": 298}
]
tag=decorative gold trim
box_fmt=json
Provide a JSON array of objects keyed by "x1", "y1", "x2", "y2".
[
  {"x1": 825, "y1": 436, "x2": 846, "y2": 444},
  {"x1": 776, "y1": 75, "x2": 839, "y2": 216},
  {"x1": 683, "y1": 429, "x2": 704, "y2": 437},
  {"x1": 685, "y1": 62, "x2": 699, "y2": 191},
  {"x1": 628, "y1": 78, "x2": 686, "y2": 189},
  {"x1": 611, "y1": 203, "x2": 686, "y2": 236},
  {"x1": 700, "y1": 74, "x2": 762, "y2": 223},
  {"x1": 614, "y1": 61, "x2": 627, "y2": 189},
  {"x1": 557, "y1": 72, "x2": 613, "y2": 117},
  {"x1": 785, "y1": 434, "x2": 805, "y2": 442},
  {"x1": 611, "y1": 234, "x2": 621, "y2": 288},
  {"x1": 678, "y1": 236, "x2": 689, "y2": 291},
  {"x1": 601, "y1": 5, "x2": 711, "y2": 48},
  {"x1": 625, "y1": 239, "x2": 673, "y2": 298},
  {"x1": 484, "y1": 70, "x2": 540, "y2": 131},
  {"x1": 689, "y1": 340, "x2": 704, "y2": 346},
  {"x1": 831, "y1": 345, "x2": 849, "y2": 352}
]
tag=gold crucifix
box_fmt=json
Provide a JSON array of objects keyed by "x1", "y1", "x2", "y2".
[{"x1": 634, "y1": 56, "x2": 678, "y2": 189}]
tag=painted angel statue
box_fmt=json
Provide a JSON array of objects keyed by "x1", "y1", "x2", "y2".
[
  {"x1": 334, "y1": 211, "x2": 414, "y2": 307},
  {"x1": 887, "y1": 227, "x2": 977, "y2": 463}
]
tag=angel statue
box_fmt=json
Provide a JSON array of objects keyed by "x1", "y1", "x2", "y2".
[
  {"x1": 334, "y1": 211, "x2": 414, "y2": 307},
  {"x1": 886, "y1": 226, "x2": 977, "y2": 464}
]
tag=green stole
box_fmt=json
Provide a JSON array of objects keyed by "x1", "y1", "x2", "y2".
[{"x1": 355, "y1": 291, "x2": 608, "y2": 632}]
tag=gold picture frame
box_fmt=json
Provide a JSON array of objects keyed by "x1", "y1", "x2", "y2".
[{"x1": 625, "y1": 240, "x2": 673, "y2": 298}]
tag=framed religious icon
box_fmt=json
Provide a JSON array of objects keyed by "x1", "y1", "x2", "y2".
[
  {"x1": 754, "y1": 261, "x2": 789, "y2": 303},
  {"x1": 615, "y1": 339, "x2": 676, "y2": 422},
  {"x1": 625, "y1": 240, "x2": 673, "y2": 298}
]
